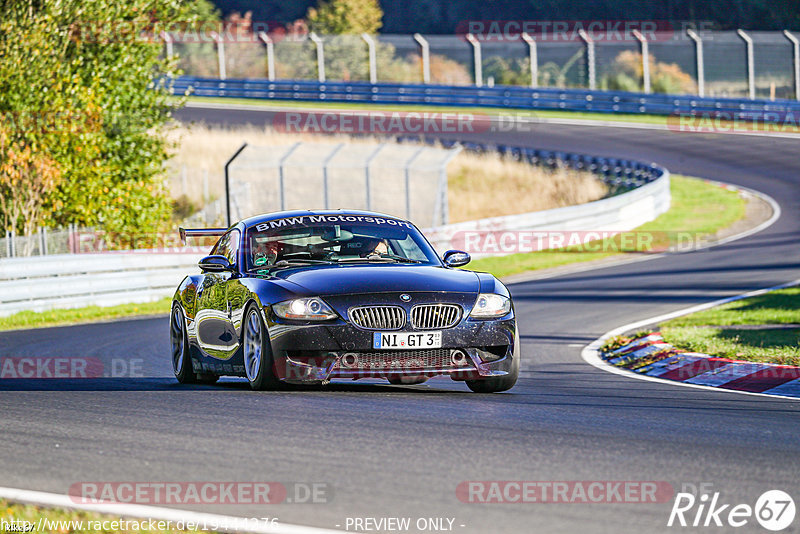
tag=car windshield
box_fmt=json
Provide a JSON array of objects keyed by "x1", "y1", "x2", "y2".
[{"x1": 244, "y1": 215, "x2": 441, "y2": 271}]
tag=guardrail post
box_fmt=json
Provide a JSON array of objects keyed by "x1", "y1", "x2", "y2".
[
  {"x1": 210, "y1": 31, "x2": 226, "y2": 80},
  {"x1": 632, "y1": 29, "x2": 651, "y2": 93},
  {"x1": 364, "y1": 144, "x2": 386, "y2": 210},
  {"x1": 521, "y1": 32, "x2": 538, "y2": 88},
  {"x1": 404, "y1": 146, "x2": 426, "y2": 219},
  {"x1": 785, "y1": 30, "x2": 800, "y2": 101},
  {"x1": 687, "y1": 29, "x2": 705, "y2": 97},
  {"x1": 737, "y1": 29, "x2": 755, "y2": 99},
  {"x1": 362, "y1": 33, "x2": 378, "y2": 84},
  {"x1": 258, "y1": 31, "x2": 276, "y2": 81},
  {"x1": 224, "y1": 143, "x2": 248, "y2": 226},
  {"x1": 577, "y1": 29, "x2": 596, "y2": 90},
  {"x1": 465, "y1": 33, "x2": 483, "y2": 86},
  {"x1": 161, "y1": 31, "x2": 174, "y2": 59},
  {"x1": 413, "y1": 33, "x2": 431, "y2": 84},
  {"x1": 322, "y1": 143, "x2": 345, "y2": 209},
  {"x1": 309, "y1": 32, "x2": 326, "y2": 83},
  {"x1": 278, "y1": 143, "x2": 302, "y2": 212}
]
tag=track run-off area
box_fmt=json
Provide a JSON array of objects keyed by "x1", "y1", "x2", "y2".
[{"x1": 1, "y1": 104, "x2": 799, "y2": 533}]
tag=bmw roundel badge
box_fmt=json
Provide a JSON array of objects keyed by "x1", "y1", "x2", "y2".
[{"x1": 400, "y1": 294, "x2": 412, "y2": 302}]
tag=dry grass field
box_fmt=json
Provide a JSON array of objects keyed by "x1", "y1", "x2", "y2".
[{"x1": 166, "y1": 124, "x2": 607, "y2": 223}]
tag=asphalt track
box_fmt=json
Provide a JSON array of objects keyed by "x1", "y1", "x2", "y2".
[{"x1": 1, "y1": 105, "x2": 799, "y2": 533}]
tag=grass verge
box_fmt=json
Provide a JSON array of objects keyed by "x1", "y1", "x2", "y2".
[
  {"x1": 469, "y1": 175, "x2": 746, "y2": 278},
  {"x1": 0, "y1": 499, "x2": 199, "y2": 533},
  {"x1": 659, "y1": 287, "x2": 800, "y2": 365},
  {"x1": 0, "y1": 298, "x2": 172, "y2": 332}
]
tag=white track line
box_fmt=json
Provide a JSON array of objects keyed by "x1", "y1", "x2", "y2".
[
  {"x1": 183, "y1": 100, "x2": 800, "y2": 140},
  {"x1": 581, "y1": 278, "x2": 800, "y2": 402},
  {"x1": 0, "y1": 487, "x2": 344, "y2": 534}
]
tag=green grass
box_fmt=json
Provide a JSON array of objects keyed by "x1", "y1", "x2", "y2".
[
  {"x1": 469, "y1": 175, "x2": 746, "y2": 278},
  {"x1": 660, "y1": 287, "x2": 800, "y2": 365},
  {"x1": 0, "y1": 499, "x2": 201, "y2": 533},
  {"x1": 665, "y1": 287, "x2": 800, "y2": 326},
  {"x1": 0, "y1": 298, "x2": 172, "y2": 332},
  {"x1": 186, "y1": 95, "x2": 671, "y2": 126}
]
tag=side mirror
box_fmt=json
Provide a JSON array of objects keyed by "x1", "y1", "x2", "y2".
[
  {"x1": 199, "y1": 255, "x2": 233, "y2": 273},
  {"x1": 442, "y1": 250, "x2": 471, "y2": 268}
]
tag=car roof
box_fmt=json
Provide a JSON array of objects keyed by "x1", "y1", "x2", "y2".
[{"x1": 240, "y1": 209, "x2": 412, "y2": 229}]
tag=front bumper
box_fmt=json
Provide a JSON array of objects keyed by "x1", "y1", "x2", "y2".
[{"x1": 266, "y1": 314, "x2": 517, "y2": 383}]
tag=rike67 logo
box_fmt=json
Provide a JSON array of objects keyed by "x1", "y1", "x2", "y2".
[{"x1": 668, "y1": 488, "x2": 795, "y2": 531}]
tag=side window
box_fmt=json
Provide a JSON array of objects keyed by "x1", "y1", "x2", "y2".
[{"x1": 212, "y1": 230, "x2": 240, "y2": 266}]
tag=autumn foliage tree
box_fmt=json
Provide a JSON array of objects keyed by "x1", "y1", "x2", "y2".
[{"x1": 0, "y1": 0, "x2": 218, "y2": 247}]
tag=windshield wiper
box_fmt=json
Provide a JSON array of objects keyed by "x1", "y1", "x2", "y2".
[
  {"x1": 248, "y1": 258, "x2": 336, "y2": 272},
  {"x1": 338, "y1": 254, "x2": 424, "y2": 264}
]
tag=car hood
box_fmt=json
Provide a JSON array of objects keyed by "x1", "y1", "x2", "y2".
[{"x1": 269, "y1": 264, "x2": 481, "y2": 295}]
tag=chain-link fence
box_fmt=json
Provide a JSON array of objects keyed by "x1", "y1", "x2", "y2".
[
  {"x1": 222, "y1": 142, "x2": 460, "y2": 228},
  {"x1": 167, "y1": 30, "x2": 800, "y2": 99}
]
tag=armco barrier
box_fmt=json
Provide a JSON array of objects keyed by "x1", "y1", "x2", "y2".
[
  {"x1": 0, "y1": 253, "x2": 202, "y2": 317},
  {"x1": 173, "y1": 76, "x2": 800, "y2": 123}
]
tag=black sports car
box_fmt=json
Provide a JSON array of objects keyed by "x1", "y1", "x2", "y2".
[{"x1": 171, "y1": 210, "x2": 520, "y2": 393}]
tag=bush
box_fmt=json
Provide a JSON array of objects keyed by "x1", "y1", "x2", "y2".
[{"x1": 601, "y1": 50, "x2": 696, "y2": 94}]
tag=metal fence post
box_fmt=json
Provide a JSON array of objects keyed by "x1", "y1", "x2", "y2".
[
  {"x1": 210, "y1": 31, "x2": 226, "y2": 80},
  {"x1": 9, "y1": 230, "x2": 15, "y2": 258},
  {"x1": 521, "y1": 32, "x2": 538, "y2": 88},
  {"x1": 403, "y1": 147, "x2": 426, "y2": 219},
  {"x1": 632, "y1": 29, "x2": 651, "y2": 93},
  {"x1": 414, "y1": 33, "x2": 430, "y2": 84},
  {"x1": 785, "y1": 30, "x2": 800, "y2": 101},
  {"x1": 161, "y1": 31, "x2": 174, "y2": 59},
  {"x1": 309, "y1": 32, "x2": 326, "y2": 83},
  {"x1": 278, "y1": 143, "x2": 302, "y2": 211},
  {"x1": 258, "y1": 31, "x2": 276, "y2": 81},
  {"x1": 362, "y1": 33, "x2": 378, "y2": 84},
  {"x1": 737, "y1": 29, "x2": 755, "y2": 99},
  {"x1": 466, "y1": 33, "x2": 483, "y2": 87},
  {"x1": 224, "y1": 143, "x2": 248, "y2": 226},
  {"x1": 322, "y1": 143, "x2": 345, "y2": 209},
  {"x1": 577, "y1": 29, "x2": 596, "y2": 90},
  {"x1": 364, "y1": 144, "x2": 386, "y2": 210},
  {"x1": 437, "y1": 146, "x2": 462, "y2": 226},
  {"x1": 687, "y1": 29, "x2": 705, "y2": 97}
]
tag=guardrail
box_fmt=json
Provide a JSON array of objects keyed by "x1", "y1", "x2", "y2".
[
  {"x1": 173, "y1": 76, "x2": 800, "y2": 122},
  {"x1": 0, "y1": 253, "x2": 202, "y2": 317},
  {"x1": 0, "y1": 139, "x2": 669, "y2": 317}
]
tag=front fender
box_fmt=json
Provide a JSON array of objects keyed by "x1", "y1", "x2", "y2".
[{"x1": 173, "y1": 275, "x2": 203, "y2": 320}]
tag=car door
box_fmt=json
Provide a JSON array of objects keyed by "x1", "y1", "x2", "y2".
[{"x1": 196, "y1": 229, "x2": 241, "y2": 362}]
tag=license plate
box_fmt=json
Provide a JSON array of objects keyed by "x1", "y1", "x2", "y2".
[{"x1": 373, "y1": 331, "x2": 442, "y2": 349}]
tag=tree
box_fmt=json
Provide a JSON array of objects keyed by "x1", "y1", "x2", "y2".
[
  {"x1": 0, "y1": 0, "x2": 219, "y2": 247},
  {"x1": 307, "y1": 0, "x2": 383, "y2": 35}
]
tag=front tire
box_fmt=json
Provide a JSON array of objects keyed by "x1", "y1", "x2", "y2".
[{"x1": 242, "y1": 303, "x2": 282, "y2": 390}]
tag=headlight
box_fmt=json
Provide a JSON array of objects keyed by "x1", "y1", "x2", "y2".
[
  {"x1": 469, "y1": 293, "x2": 511, "y2": 318},
  {"x1": 272, "y1": 297, "x2": 337, "y2": 320}
]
